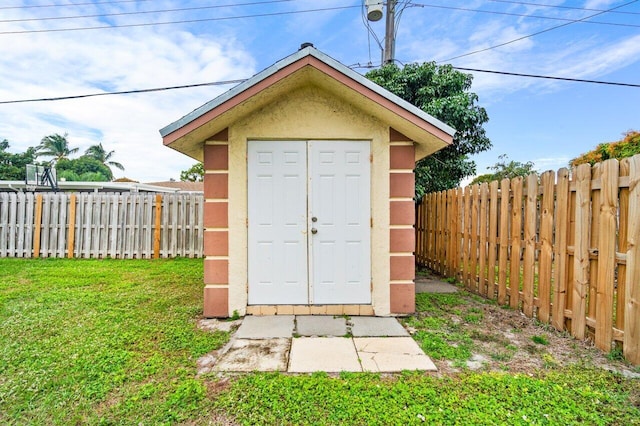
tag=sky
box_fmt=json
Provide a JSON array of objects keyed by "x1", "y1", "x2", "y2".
[{"x1": 0, "y1": 0, "x2": 638, "y2": 183}]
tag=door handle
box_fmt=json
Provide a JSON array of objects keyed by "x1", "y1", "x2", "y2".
[{"x1": 311, "y1": 228, "x2": 318, "y2": 234}]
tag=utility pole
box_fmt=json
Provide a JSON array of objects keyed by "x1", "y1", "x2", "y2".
[
  {"x1": 365, "y1": 0, "x2": 397, "y2": 65},
  {"x1": 383, "y1": 0, "x2": 396, "y2": 65}
]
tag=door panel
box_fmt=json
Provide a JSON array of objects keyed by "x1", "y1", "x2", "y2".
[
  {"x1": 248, "y1": 141, "x2": 308, "y2": 305},
  {"x1": 309, "y1": 141, "x2": 371, "y2": 304},
  {"x1": 248, "y1": 140, "x2": 371, "y2": 305}
]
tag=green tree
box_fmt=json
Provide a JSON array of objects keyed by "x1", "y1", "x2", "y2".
[
  {"x1": 56, "y1": 156, "x2": 111, "y2": 182},
  {"x1": 180, "y1": 163, "x2": 204, "y2": 182},
  {"x1": 366, "y1": 62, "x2": 491, "y2": 198},
  {"x1": 37, "y1": 133, "x2": 79, "y2": 161},
  {"x1": 470, "y1": 154, "x2": 536, "y2": 185},
  {"x1": 0, "y1": 140, "x2": 39, "y2": 180},
  {"x1": 84, "y1": 143, "x2": 125, "y2": 180},
  {"x1": 569, "y1": 130, "x2": 640, "y2": 167}
]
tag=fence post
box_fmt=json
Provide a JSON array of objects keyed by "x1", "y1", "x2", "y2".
[
  {"x1": 624, "y1": 155, "x2": 640, "y2": 365},
  {"x1": 154, "y1": 194, "x2": 162, "y2": 259},
  {"x1": 32, "y1": 194, "x2": 43, "y2": 258},
  {"x1": 67, "y1": 194, "x2": 76, "y2": 258}
]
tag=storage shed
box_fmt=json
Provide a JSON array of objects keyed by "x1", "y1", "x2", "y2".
[{"x1": 160, "y1": 44, "x2": 455, "y2": 317}]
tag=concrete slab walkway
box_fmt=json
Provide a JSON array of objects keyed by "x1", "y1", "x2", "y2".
[{"x1": 201, "y1": 316, "x2": 437, "y2": 374}]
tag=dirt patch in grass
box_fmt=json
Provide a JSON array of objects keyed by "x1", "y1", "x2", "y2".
[{"x1": 405, "y1": 285, "x2": 639, "y2": 378}]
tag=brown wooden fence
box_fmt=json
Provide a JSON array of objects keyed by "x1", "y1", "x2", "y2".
[
  {"x1": 0, "y1": 192, "x2": 204, "y2": 259},
  {"x1": 416, "y1": 154, "x2": 640, "y2": 366}
]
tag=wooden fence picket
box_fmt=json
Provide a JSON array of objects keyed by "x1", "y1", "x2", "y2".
[
  {"x1": 497, "y1": 179, "x2": 509, "y2": 305},
  {"x1": 462, "y1": 186, "x2": 471, "y2": 287},
  {"x1": 624, "y1": 156, "x2": 640, "y2": 364},
  {"x1": 414, "y1": 153, "x2": 640, "y2": 366},
  {"x1": 478, "y1": 183, "x2": 488, "y2": 296},
  {"x1": 509, "y1": 177, "x2": 522, "y2": 309},
  {"x1": 572, "y1": 163, "x2": 591, "y2": 340},
  {"x1": 595, "y1": 159, "x2": 618, "y2": 351},
  {"x1": 552, "y1": 168, "x2": 570, "y2": 331},
  {"x1": 616, "y1": 159, "x2": 630, "y2": 334},
  {"x1": 487, "y1": 181, "x2": 498, "y2": 299},
  {"x1": 538, "y1": 171, "x2": 555, "y2": 323},
  {"x1": 588, "y1": 164, "x2": 603, "y2": 334}
]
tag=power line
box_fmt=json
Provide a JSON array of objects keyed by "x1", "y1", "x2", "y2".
[
  {"x1": 0, "y1": 5, "x2": 359, "y2": 35},
  {"x1": 0, "y1": 0, "x2": 154, "y2": 10},
  {"x1": 452, "y1": 67, "x2": 640, "y2": 88},
  {"x1": 0, "y1": 79, "x2": 248, "y2": 105},
  {"x1": 3, "y1": 64, "x2": 639, "y2": 106},
  {"x1": 486, "y1": 0, "x2": 640, "y2": 15},
  {"x1": 0, "y1": 0, "x2": 296, "y2": 24},
  {"x1": 409, "y1": 2, "x2": 640, "y2": 28},
  {"x1": 349, "y1": 62, "x2": 640, "y2": 87},
  {"x1": 439, "y1": 0, "x2": 639, "y2": 63}
]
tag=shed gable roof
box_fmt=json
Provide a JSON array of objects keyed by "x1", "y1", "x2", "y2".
[{"x1": 160, "y1": 45, "x2": 455, "y2": 161}]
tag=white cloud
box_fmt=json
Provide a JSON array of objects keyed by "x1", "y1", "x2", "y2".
[
  {"x1": 532, "y1": 156, "x2": 572, "y2": 172},
  {"x1": 0, "y1": 20, "x2": 256, "y2": 182},
  {"x1": 546, "y1": 34, "x2": 640, "y2": 79}
]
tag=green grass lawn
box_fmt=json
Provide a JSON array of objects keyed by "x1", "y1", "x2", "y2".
[
  {"x1": 0, "y1": 258, "x2": 228, "y2": 425},
  {"x1": 1, "y1": 259, "x2": 639, "y2": 425},
  {"x1": 214, "y1": 369, "x2": 638, "y2": 425}
]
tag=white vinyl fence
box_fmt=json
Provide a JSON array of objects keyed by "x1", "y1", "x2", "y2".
[{"x1": 0, "y1": 192, "x2": 204, "y2": 259}]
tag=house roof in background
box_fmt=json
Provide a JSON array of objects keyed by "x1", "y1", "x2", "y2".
[
  {"x1": 145, "y1": 181, "x2": 203, "y2": 192},
  {"x1": 0, "y1": 181, "x2": 182, "y2": 193}
]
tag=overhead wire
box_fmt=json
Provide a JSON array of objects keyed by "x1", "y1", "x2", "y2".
[
  {"x1": 0, "y1": 79, "x2": 248, "y2": 105},
  {"x1": 408, "y1": 1, "x2": 640, "y2": 29},
  {"x1": 438, "y1": 0, "x2": 639, "y2": 63},
  {"x1": 452, "y1": 67, "x2": 640, "y2": 88},
  {"x1": 360, "y1": 0, "x2": 384, "y2": 62},
  {"x1": 0, "y1": 4, "x2": 360, "y2": 35},
  {"x1": 485, "y1": 0, "x2": 640, "y2": 15},
  {"x1": 2, "y1": 63, "x2": 639, "y2": 106},
  {"x1": 0, "y1": 0, "x2": 154, "y2": 10},
  {"x1": 0, "y1": 0, "x2": 297, "y2": 24},
  {"x1": 349, "y1": 61, "x2": 640, "y2": 87}
]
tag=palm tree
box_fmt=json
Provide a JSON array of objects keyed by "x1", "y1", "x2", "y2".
[
  {"x1": 37, "y1": 133, "x2": 79, "y2": 161},
  {"x1": 84, "y1": 143, "x2": 125, "y2": 180}
]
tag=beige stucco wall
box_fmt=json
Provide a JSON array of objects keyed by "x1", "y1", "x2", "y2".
[{"x1": 224, "y1": 84, "x2": 392, "y2": 316}]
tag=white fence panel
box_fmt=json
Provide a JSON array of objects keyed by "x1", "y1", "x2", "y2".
[{"x1": 0, "y1": 192, "x2": 204, "y2": 258}]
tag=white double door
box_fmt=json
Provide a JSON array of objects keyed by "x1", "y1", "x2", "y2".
[{"x1": 248, "y1": 140, "x2": 371, "y2": 305}]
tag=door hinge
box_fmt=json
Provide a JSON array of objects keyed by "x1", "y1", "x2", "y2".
[
  {"x1": 246, "y1": 218, "x2": 248, "y2": 227},
  {"x1": 370, "y1": 153, "x2": 373, "y2": 163},
  {"x1": 370, "y1": 217, "x2": 373, "y2": 228}
]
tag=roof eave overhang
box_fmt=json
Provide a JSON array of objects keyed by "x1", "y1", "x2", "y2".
[{"x1": 161, "y1": 47, "x2": 455, "y2": 162}]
